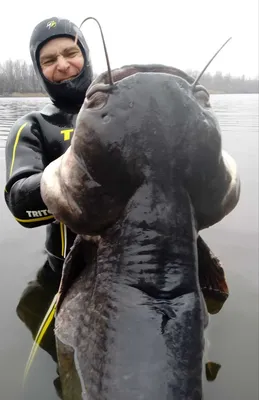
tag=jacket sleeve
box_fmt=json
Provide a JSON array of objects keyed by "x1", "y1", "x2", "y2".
[{"x1": 4, "y1": 114, "x2": 55, "y2": 228}]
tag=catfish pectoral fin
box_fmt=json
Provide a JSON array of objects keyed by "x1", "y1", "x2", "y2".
[
  {"x1": 197, "y1": 236, "x2": 229, "y2": 314},
  {"x1": 205, "y1": 362, "x2": 222, "y2": 381}
]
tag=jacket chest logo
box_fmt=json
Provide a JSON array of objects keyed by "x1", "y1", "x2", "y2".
[{"x1": 60, "y1": 128, "x2": 74, "y2": 141}]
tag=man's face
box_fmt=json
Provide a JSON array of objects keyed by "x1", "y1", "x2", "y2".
[{"x1": 39, "y1": 37, "x2": 84, "y2": 83}]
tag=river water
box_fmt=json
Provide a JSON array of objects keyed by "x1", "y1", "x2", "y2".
[{"x1": 0, "y1": 94, "x2": 258, "y2": 400}]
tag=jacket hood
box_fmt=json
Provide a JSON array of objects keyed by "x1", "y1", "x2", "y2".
[{"x1": 30, "y1": 17, "x2": 93, "y2": 111}]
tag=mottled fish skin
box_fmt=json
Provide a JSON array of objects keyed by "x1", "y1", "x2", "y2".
[
  {"x1": 56, "y1": 183, "x2": 205, "y2": 400},
  {"x1": 41, "y1": 65, "x2": 240, "y2": 400}
]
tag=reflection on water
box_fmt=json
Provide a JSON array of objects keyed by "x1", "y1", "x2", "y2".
[
  {"x1": 0, "y1": 94, "x2": 258, "y2": 400},
  {"x1": 0, "y1": 97, "x2": 49, "y2": 148},
  {"x1": 16, "y1": 261, "x2": 62, "y2": 398}
]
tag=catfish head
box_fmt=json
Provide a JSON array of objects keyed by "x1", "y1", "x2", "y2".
[{"x1": 41, "y1": 64, "x2": 240, "y2": 235}]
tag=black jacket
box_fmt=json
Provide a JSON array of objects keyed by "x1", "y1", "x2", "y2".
[
  {"x1": 4, "y1": 17, "x2": 94, "y2": 271},
  {"x1": 4, "y1": 102, "x2": 79, "y2": 268}
]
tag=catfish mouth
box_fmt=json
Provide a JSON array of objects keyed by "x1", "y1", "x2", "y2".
[
  {"x1": 85, "y1": 63, "x2": 210, "y2": 113},
  {"x1": 86, "y1": 64, "x2": 197, "y2": 100}
]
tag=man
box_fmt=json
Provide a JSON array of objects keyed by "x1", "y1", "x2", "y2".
[
  {"x1": 4, "y1": 16, "x2": 94, "y2": 398},
  {"x1": 4, "y1": 16, "x2": 94, "y2": 272}
]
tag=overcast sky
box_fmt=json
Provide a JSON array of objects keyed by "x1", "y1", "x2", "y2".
[{"x1": 1, "y1": 0, "x2": 258, "y2": 77}]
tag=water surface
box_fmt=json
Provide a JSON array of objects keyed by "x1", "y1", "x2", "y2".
[{"x1": 0, "y1": 94, "x2": 258, "y2": 400}]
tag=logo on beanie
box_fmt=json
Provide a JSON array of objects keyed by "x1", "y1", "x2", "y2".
[{"x1": 46, "y1": 20, "x2": 57, "y2": 29}]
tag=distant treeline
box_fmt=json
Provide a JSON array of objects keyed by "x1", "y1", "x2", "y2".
[
  {"x1": 0, "y1": 59, "x2": 258, "y2": 96},
  {"x1": 186, "y1": 69, "x2": 259, "y2": 94},
  {"x1": 0, "y1": 60, "x2": 45, "y2": 95}
]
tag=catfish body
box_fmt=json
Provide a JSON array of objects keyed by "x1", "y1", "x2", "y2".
[{"x1": 40, "y1": 65, "x2": 240, "y2": 399}]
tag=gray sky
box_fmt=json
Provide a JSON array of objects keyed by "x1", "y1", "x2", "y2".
[{"x1": 1, "y1": 0, "x2": 258, "y2": 77}]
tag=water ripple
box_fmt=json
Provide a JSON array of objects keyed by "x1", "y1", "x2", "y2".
[
  {"x1": 0, "y1": 94, "x2": 258, "y2": 150},
  {"x1": 0, "y1": 97, "x2": 49, "y2": 148}
]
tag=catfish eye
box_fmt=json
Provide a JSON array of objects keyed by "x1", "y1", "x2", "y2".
[{"x1": 193, "y1": 85, "x2": 211, "y2": 108}]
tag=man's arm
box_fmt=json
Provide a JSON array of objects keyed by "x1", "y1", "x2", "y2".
[{"x1": 4, "y1": 114, "x2": 55, "y2": 228}]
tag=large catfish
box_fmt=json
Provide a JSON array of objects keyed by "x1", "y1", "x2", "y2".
[{"x1": 40, "y1": 64, "x2": 240, "y2": 399}]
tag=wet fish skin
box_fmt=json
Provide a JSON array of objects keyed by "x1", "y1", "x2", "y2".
[
  {"x1": 41, "y1": 66, "x2": 240, "y2": 235},
  {"x1": 40, "y1": 64, "x2": 240, "y2": 399},
  {"x1": 55, "y1": 182, "x2": 205, "y2": 400}
]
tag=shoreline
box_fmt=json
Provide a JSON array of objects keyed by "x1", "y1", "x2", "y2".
[
  {"x1": 0, "y1": 92, "x2": 48, "y2": 98},
  {"x1": 0, "y1": 91, "x2": 258, "y2": 98}
]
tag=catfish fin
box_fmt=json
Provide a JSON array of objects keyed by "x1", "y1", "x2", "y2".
[
  {"x1": 205, "y1": 361, "x2": 222, "y2": 381},
  {"x1": 197, "y1": 235, "x2": 229, "y2": 314}
]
